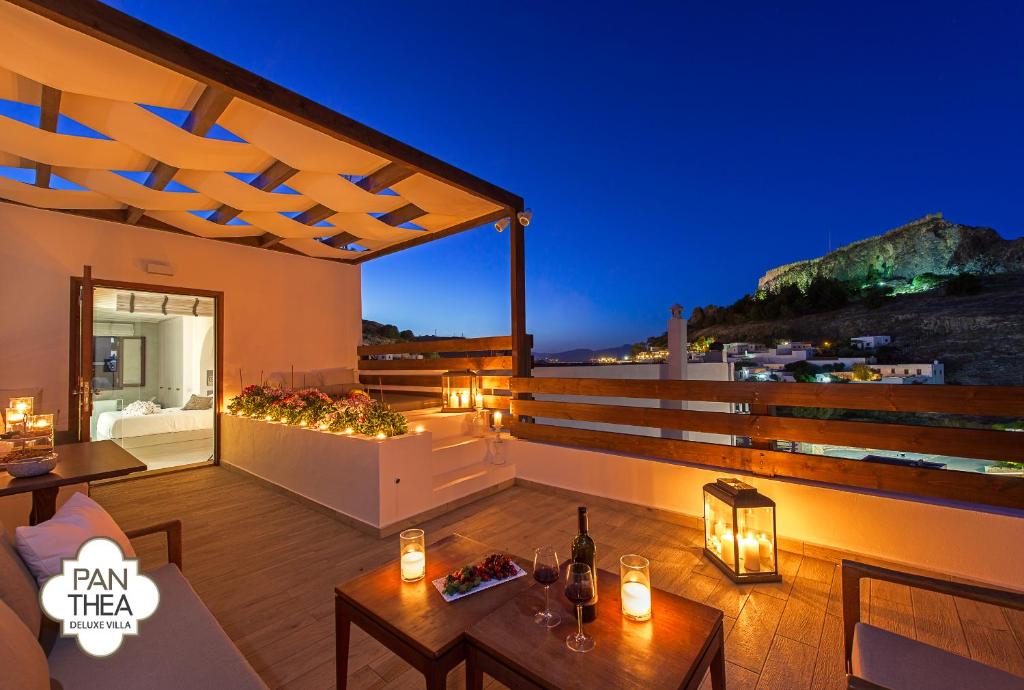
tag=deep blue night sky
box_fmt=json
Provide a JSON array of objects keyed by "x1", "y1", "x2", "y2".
[{"x1": 95, "y1": 2, "x2": 1024, "y2": 349}]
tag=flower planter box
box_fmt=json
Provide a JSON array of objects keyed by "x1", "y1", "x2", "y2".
[{"x1": 221, "y1": 415, "x2": 434, "y2": 530}]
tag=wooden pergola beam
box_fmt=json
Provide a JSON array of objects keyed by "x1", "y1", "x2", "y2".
[
  {"x1": 377, "y1": 203, "x2": 426, "y2": 227},
  {"x1": 208, "y1": 160, "x2": 298, "y2": 225},
  {"x1": 356, "y1": 162, "x2": 414, "y2": 194},
  {"x1": 126, "y1": 85, "x2": 233, "y2": 225},
  {"x1": 34, "y1": 85, "x2": 62, "y2": 188}
]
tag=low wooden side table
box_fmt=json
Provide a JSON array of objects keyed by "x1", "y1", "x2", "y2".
[
  {"x1": 335, "y1": 534, "x2": 533, "y2": 689},
  {"x1": 465, "y1": 566, "x2": 726, "y2": 690}
]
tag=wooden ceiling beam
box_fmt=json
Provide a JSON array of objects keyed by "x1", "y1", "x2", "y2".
[
  {"x1": 351, "y1": 208, "x2": 508, "y2": 264},
  {"x1": 126, "y1": 85, "x2": 233, "y2": 225},
  {"x1": 34, "y1": 85, "x2": 62, "y2": 188}
]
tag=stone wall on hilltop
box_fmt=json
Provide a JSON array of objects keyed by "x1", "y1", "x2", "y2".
[{"x1": 757, "y1": 213, "x2": 1024, "y2": 292}]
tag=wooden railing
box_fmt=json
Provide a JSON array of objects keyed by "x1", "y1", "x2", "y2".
[
  {"x1": 509, "y1": 377, "x2": 1024, "y2": 510},
  {"x1": 358, "y1": 335, "x2": 530, "y2": 411}
]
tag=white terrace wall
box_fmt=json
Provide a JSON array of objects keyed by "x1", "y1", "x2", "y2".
[
  {"x1": 0, "y1": 202, "x2": 362, "y2": 431},
  {"x1": 507, "y1": 440, "x2": 1024, "y2": 589}
]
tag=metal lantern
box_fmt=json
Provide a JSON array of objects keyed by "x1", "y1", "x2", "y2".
[
  {"x1": 440, "y1": 369, "x2": 478, "y2": 413},
  {"x1": 703, "y1": 478, "x2": 780, "y2": 584}
]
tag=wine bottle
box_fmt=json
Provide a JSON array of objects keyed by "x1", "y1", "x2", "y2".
[{"x1": 570, "y1": 506, "x2": 598, "y2": 622}]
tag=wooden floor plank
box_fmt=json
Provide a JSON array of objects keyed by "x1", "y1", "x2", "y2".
[
  {"x1": 756, "y1": 635, "x2": 817, "y2": 690},
  {"x1": 88, "y1": 467, "x2": 1022, "y2": 690}
]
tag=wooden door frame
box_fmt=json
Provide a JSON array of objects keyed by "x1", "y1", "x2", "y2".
[{"x1": 68, "y1": 274, "x2": 225, "y2": 463}]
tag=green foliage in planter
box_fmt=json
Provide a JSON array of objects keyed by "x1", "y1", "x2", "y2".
[{"x1": 355, "y1": 401, "x2": 409, "y2": 437}]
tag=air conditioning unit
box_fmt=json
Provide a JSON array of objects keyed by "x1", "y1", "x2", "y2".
[{"x1": 94, "y1": 322, "x2": 135, "y2": 337}]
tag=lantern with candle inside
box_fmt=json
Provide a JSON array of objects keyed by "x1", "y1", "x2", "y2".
[
  {"x1": 440, "y1": 369, "x2": 478, "y2": 413},
  {"x1": 702, "y1": 478, "x2": 780, "y2": 583},
  {"x1": 619, "y1": 554, "x2": 652, "y2": 621},
  {"x1": 399, "y1": 528, "x2": 426, "y2": 582}
]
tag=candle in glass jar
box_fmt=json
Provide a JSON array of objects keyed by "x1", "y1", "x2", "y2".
[
  {"x1": 740, "y1": 534, "x2": 760, "y2": 573},
  {"x1": 757, "y1": 533, "x2": 774, "y2": 570},
  {"x1": 7, "y1": 411, "x2": 24, "y2": 424},
  {"x1": 621, "y1": 581, "x2": 652, "y2": 619},
  {"x1": 720, "y1": 530, "x2": 736, "y2": 568},
  {"x1": 400, "y1": 551, "x2": 425, "y2": 581}
]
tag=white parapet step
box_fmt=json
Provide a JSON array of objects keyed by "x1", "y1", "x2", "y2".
[{"x1": 429, "y1": 435, "x2": 515, "y2": 502}]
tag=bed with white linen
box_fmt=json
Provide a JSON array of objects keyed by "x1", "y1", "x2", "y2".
[{"x1": 95, "y1": 407, "x2": 214, "y2": 449}]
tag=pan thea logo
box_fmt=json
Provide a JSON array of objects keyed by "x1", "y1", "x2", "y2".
[{"x1": 40, "y1": 538, "x2": 160, "y2": 657}]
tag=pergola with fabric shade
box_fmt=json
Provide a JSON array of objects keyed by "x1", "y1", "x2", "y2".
[{"x1": 0, "y1": 0, "x2": 533, "y2": 424}]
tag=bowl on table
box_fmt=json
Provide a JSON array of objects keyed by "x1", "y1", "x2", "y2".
[{"x1": 4, "y1": 452, "x2": 59, "y2": 477}]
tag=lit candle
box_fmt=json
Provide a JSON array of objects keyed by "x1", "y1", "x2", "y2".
[
  {"x1": 493, "y1": 411, "x2": 503, "y2": 429},
  {"x1": 299, "y1": 420, "x2": 307, "y2": 427},
  {"x1": 621, "y1": 581, "x2": 652, "y2": 620},
  {"x1": 376, "y1": 431, "x2": 386, "y2": 440},
  {"x1": 475, "y1": 393, "x2": 484, "y2": 409},
  {"x1": 14, "y1": 401, "x2": 28, "y2": 414},
  {"x1": 264, "y1": 415, "x2": 273, "y2": 421},
  {"x1": 318, "y1": 422, "x2": 329, "y2": 431},
  {"x1": 740, "y1": 534, "x2": 761, "y2": 573},
  {"x1": 459, "y1": 391, "x2": 468, "y2": 408},
  {"x1": 344, "y1": 427, "x2": 354, "y2": 435},
  {"x1": 757, "y1": 533, "x2": 774, "y2": 570},
  {"x1": 449, "y1": 392, "x2": 459, "y2": 409},
  {"x1": 713, "y1": 520, "x2": 725, "y2": 539},
  {"x1": 414, "y1": 424, "x2": 425, "y2": 434},
  {"x1": 400, "y1": 550, "x2": 425, "y2": 581},
  {"x1": 721, "y1": 530, "x2": 736, "y2": 568},
  {"x1": 7, "y1": 411, "x2": 24, "y2": 424}
]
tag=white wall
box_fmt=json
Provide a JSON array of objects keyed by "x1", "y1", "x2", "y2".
[
  {"x1": 506, "y1": 439, "x2": 1024, "y2": 589},
  {"x1": 0, "y1": 202, "x2": 362, "y2": 430}
]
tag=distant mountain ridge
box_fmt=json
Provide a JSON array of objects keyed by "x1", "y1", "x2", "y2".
[
  {"x1": 758, "y1": 213, "x2": 1024, "y2": 293},
  {"x1": 534, "y1": 344, "x2": 634, "y2": 363}
]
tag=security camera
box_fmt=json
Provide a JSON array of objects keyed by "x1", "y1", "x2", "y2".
[
  {"x1": 517, "y1": 209, "x2": 533, "y2": 227},
  {"x1": 494, "y1": 217, "x2": 511, "y2": 233}
]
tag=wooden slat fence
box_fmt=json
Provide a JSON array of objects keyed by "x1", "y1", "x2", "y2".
[
  {"x1": 509, "y1": 377, "x2": 1024, "y2": 510},
  {"x1": 357, "y1": 335, "x2": 530, "y2": 411}
]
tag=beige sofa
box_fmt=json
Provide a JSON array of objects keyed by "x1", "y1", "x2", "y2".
[{"x1": 0, "y1": 519, "x2": 266, "y2": 689}]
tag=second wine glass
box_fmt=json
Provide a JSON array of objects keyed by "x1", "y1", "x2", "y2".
[
  {"x1": 532, "y1": 546, "x2": 561, "y2": 628},
  {"x1": 564, "y1": 562, "x2": 596, "y2": 652}
]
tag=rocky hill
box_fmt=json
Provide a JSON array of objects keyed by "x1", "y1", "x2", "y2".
[
  {"x1": 691, "y1": 273, "x2": 1024, "y2": 385},
  {"x1": 758, "y1": 213, "x2": 1024, "y2": 293}
]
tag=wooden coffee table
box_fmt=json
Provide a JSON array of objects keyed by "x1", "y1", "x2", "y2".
[
  {"x1": 465, "y1": 566, "x2": 726, "y2": 689},
  {"x1": 335, "y1": 534, "x2": 534, "y2": 689}
]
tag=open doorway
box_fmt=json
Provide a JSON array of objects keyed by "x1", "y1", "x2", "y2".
[{"x1": 70, "y1": 274, "x2": 221, "y2": 472}]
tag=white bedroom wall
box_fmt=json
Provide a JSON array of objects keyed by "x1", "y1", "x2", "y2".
[{"x1": 0, "y1": 201, "x2": 362, "y2": 430}]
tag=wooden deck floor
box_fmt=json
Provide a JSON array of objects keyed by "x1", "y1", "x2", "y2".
[{"x1": 92, "y1": 467, "x2": 1024, "y2": 690}]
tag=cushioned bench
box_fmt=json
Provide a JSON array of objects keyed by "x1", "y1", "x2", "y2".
[{"x1": 0, "y1": 519, "x2": 266, "y2": 690}]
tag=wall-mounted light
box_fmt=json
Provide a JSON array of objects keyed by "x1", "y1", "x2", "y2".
[
  {"x1": 517, "y1": 209, "x2": 533, "y2": 227},
  {"x1": 494, "y1": 217, "x2": 511, "y2": 233}
]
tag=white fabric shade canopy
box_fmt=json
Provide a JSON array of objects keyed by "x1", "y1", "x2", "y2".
[{"x1": 0, "y1": 1, "x2": 514, "y2": 262}]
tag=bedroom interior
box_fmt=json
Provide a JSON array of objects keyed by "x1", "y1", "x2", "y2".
[{"x1": 90, "y1": 287, "x2": 216, "y2": 471}]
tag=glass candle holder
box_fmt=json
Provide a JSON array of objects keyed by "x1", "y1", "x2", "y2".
[
  {"x1": 9, "y1": 397, "x2": 34, "y2": 416},
  {"x1": 399, "y1": 528, "x2": 426, "y2": 582},
  {"x1": 619, "y1": 554, "x2": 652, "y2": 621}
]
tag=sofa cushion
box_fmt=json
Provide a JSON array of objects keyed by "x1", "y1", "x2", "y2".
[
  {"x1": 48, "y1": 563, "x2": 266, "y2": 690},
  {"x1": 15, "y1": 492, "x2": 136, "y2": 584},
  {"x1": 0, "y1": 599, "x2": 50, "y2": 690},
  {"x1": 0, "y1": 519, "x2": 41, "y2": 636},
  {"x1": 852, "y1": 621, "x2": 1024, "y2": 690}
]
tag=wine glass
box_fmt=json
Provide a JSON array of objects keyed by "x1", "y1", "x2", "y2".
[
  {"x1": 532, "y1": 547, "x2": 561, "y2": 628},
  {"x1": 563, "y1": 563, "x2": 596, "y2": 652}
]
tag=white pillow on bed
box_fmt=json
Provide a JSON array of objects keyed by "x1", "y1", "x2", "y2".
[
  {"x1": 15, "y1": 493, "x2": 136, "y2": 584},
  {"x1": 123, "y1": 400, "x2": 161, "y2": 416}
]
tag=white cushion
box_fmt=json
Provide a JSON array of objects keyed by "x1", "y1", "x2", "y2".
[
  {"x1": 14, "y1": 493, "x2": 135, "y2": 584},
  {"x1": 123, "y1": 399, "x2": 160, "y2": 416}
]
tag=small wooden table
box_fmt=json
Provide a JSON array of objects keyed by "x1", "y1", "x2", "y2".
[
  {"x1": 335, "y1": 534, "x2": 534, "y2": 689},
  {"x1": 465, "y1": 566, "x2": 726, "y2": 690},
  {"x1": 0, "y1": 440, "x2": 145, "y2": 524}
]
